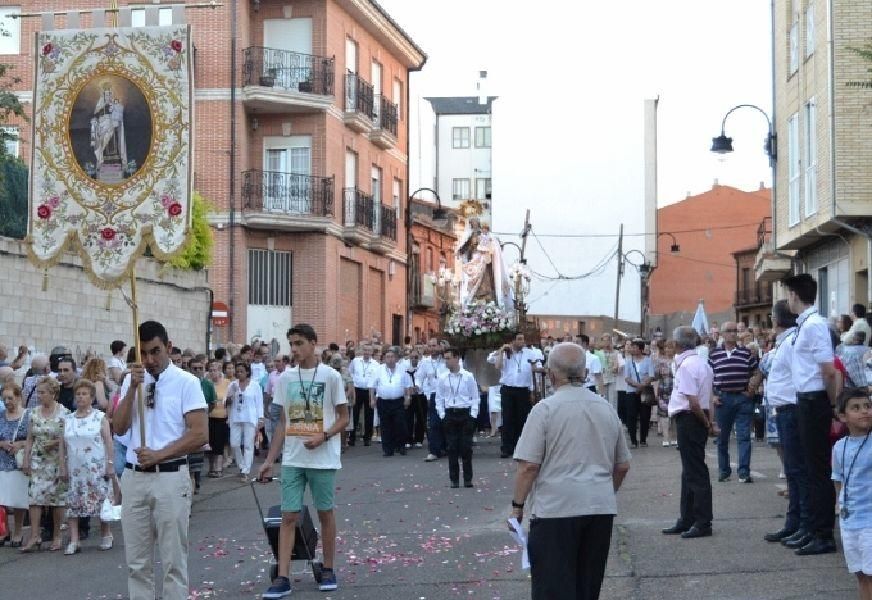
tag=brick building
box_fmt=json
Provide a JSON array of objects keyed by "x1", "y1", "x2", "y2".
[
  {"x1": 0, "y1": 1, "x2": 425, "y2": 352},
  {"x1": 759, "y1": 0, "x2": 872, "y2": 318},
  {"x1": 648, "y1": 184, "x2": 771, "y2": 335},
  {"x1": 533, "y1": 314, "x2": 640, "y2": 341},
  {"x1": 408, "y1": 198, "x2": 457, "y2": 343},
  {"x1": 733, "y1": 218, "x2": 774, "y2": 328}
]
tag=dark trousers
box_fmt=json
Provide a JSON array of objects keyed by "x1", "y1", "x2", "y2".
[
  {"x1": 500, "y1": 385, "x2": 532, "y2": 456},
  {"x1": 675, "y1": 412, "x2": 713, "y2": 529},
  {"x1": 444, "y1": 408, "x2": 474, "y2": 484},
  {"x1": 405, "y1": 393, "x2": 427, "y2": 445},
  {"x1": 797, "y1": 391, "x2": 836, "y2": 538},
  {"x1": 427, "y1": 393, "x2": 445, "y2": 457},
  {"x1": 349, "y1": 387, "x2": 373, "y2": 444},
  {"x1": 624, "y1": 393, "x2": 651, "y2": 445},
  {"x1": 616, "y1": 391, "x2": 628, "y2": 426},
  {"x1": 776, "y1": 405, "x2": 809, "y2": 532},
  {"x1": 715, "y1": 392, "x2": 754, "y2": 478},
  {"x1": 377, "y1": 398, "x2": 407, "y2": 455},
  {"x1": 528, "y1": 514, "x2": 614, "y2": 600}
]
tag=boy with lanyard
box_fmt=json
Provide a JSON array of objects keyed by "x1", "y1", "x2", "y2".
[
  {"x1": 258, "y1": 324, "x2": 350, "y2": 598},
  {"x1": 832, "y1": 387, "x2": 872, "y2": 599}
]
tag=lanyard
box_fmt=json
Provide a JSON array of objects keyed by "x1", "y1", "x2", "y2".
[
  {"x1": 297, "y1": 365, "x2": 319, "y2": 411},
  {"x1": 841, "y1": 431, "x2": 871, "y2": 518},
  {"x1": 383, "y1": 366, "x2": 395, "y2": 385},
  {"x1": 631, "y1": 359, "x2": 643, "y2": 382},
  {"x1": 791, "y1": 311, "x2": 816, "y2": 346},
  {"x1": 448, "y1": 372, "x2": 462, "y2": 405}
]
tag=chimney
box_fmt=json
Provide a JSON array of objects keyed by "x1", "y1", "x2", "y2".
[
  {"x1": 712, "y1": 178, "x2": 719, "y2": 188},
  {"x1": 759, "y1": 181, "x2": 765, "y2": 190},
  {"x1": 477, "y1": 70, "x2": 487, "y2": 105}
]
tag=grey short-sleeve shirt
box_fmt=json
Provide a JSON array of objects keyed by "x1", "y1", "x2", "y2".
[{"x1": 513, "y1": 384, "x2": 631, "y2": 518}]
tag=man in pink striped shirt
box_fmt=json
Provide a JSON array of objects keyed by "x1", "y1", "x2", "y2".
[{"x1": 663, "y1": 326, "x2": 715, "y2": 539}]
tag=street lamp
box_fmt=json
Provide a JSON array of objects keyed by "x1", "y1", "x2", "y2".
[
  {"x1": 710, "y1": 104, "x2": 777, "y2": 167},
  {"x1": 406, "y1": 187, "x2": 448, "y2": 342},
  {"x1": 659, "y1": 232, "x2": 680, "y2": 255}
]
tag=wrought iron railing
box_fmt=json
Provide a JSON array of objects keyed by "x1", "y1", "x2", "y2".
[
  {"x1": 345, "y1": 73, "x2": 374, "y2": 117},
  {"x1": 343, "y1": 187, "x2": 375, "y2": 230},
  {"x1": 242, "y1": 170, "x2": 334, "y2": 216},
  {"x1": 735, "y1": 287, "x2": 773, "y2": 307},
  {"x1": 374, "y1": 95, "x2": 398, "y2": 136},
  {"x1": 380, "y1": 204, "x2": 397, "y2": 240},
  {"x1": 242, "y1": 47, "x2": 335, "y2": 96}
]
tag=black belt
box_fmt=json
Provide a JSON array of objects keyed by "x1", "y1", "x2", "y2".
[
  {"x1": 377, "y1": 397, "x2": 403, "y2": 401},
  {"x1": 719, "y1": 389, "x2": 748, "y2": 394},
  {"x1": 446, "y1": 407, "x2": 471, "y2": 413},
  {"x1": 796, "y1": 390, "x2": 828, "y2": 400},
  {"x1": 502, "y1": 385, "x2": 529, "y2": 390},
  {"x1": 125, "y1": 458, "x2": 187, "y2": 473},
  {"x1": 773, "y1": 404, "x2": 797, "y2": 414}
]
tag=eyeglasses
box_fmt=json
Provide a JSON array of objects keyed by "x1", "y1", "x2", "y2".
[
  {"x1": 723, "y1": 328, "x2": 738, "y2": 333},
  {"x1": 145, "y1": 382, "x2": 156, "y2": 409}
]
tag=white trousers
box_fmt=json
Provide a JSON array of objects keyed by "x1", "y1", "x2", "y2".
[
  {"x1": 603, "y1": 382, "x2": 617, "y2": 410},
  {"x1": 229, "y1": 422, "x2": 256, "y2": 475},
  {"x1": 120, "y1": 467, "x2": 192, "y2": 600}
]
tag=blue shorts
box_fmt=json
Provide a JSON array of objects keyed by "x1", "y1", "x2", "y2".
[{"x1": 280, "y1": 466, "x2": 336, "y2": 512}]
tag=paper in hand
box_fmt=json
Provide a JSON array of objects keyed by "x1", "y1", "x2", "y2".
[{"x1": 507, "y1": 517, "x2": 531, "y2": 570}]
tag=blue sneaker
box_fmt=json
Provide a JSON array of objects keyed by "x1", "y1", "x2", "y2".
[
  {"x1": 318, "y1": 568, "x2": 338, "y2": 592},
  {"x1": 262, "y1": 576, "x2": 292, "y2": 599}
]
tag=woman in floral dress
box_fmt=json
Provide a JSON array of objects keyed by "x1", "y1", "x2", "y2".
[
  {"x1": 63, "y1": 379, "x2": 113, "y2": 555},
  {"x1": 20, "y1": 376, "x2": 69, "y2": 552}
]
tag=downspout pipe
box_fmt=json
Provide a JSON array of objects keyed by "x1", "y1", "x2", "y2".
[
  {"x1": 406, "y1": 56, "x2": 427, "y2": 342},
  {"x1": 228, "y1": 0, "x2": 238, "y2": 341}
]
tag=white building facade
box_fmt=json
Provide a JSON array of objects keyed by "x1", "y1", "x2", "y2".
[{"x1": 425, "y1": 96, "x2": 496, "y2": 225}]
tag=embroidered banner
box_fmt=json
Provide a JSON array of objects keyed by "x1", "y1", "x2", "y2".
[{"x1": 28, "y1": 26, "x2": 193, "y2": 287}]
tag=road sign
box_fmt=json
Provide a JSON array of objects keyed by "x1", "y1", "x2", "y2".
[{"x1": 212, "y1": 301, "x2": 230, "y2": 327}]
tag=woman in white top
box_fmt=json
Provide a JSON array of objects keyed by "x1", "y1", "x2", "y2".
[{"x1": 226, "y1": 362, "x2": 264, "y2": 481}]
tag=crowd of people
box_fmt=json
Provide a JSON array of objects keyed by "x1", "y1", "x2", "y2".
[{"x1": 1, "y1": 277, "x2": 871, "y2": 599}]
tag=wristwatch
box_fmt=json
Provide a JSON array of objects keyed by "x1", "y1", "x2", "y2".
[
  {"x1": 323, "y1": 431, "x2": 331, "y2": 441},
  {"x1": 511, "y1": 499, "x2": 524, "y2": 509}
]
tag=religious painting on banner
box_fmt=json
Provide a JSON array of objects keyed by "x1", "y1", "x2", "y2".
[{"x1": 27, "y1": 25, "x2": 193, "y2": 287}]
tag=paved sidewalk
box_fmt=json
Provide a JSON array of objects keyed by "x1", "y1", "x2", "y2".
[{"x1": 0, "y1": 434, "x2": 857, "y2": 599}]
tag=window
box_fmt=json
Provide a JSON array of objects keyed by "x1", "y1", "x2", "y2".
[
  {"x1": 788, "y1": 112, "x2": 800, "y2": 226},
  {"x1": 474, "y1": 126, "x2": 491, "y2": 148},
  {"x1": 475, "y1": 177, "x2": 491, "y2": 200},
  {"x1": 248, "y1": 249, "x2": 292, "y2": 307},
  {"x1": 805, "y1": 2, "x2": 814, "y2": 58},
  {"x1": 393, "y1": 79, "x2": 403, "y2": 120},
  {"x1": 788, "y1": 2, "x2": 799, "y2": 74},
  {"x1": 1, "y1": 126, "x2": 19, "y2": 158},
  {"x1": 392, "y1": 178, "x2": 401, "y2": 212},
  {"x1": 371, "y1": 166, "x2": 382, "y2": 204},
  {"x1": 452, "y1": 178, "x2": 470, "y2": 201},
  {"x1": 0, "y1": 8, "x2": 20, "y2": 55},
  {"x1": 804, "y1": 98, "x2": 817, "y2": 217},
  {"x1": 131, "y1": 7, "x2": 174, "y2": 27},
  {"x1": 452, "y1": 127, "x2": 470, "y2": 149}
]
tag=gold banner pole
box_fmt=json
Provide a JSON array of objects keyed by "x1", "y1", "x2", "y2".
[{"x1": 130, "y1": 270, "x2": 146, "y2": 447}]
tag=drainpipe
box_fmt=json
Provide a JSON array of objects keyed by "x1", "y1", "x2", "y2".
[
  {"x1": 827, "y1": 0, "x2": 836, "y2": 221},
  {"x1": 406, "y1": 56, "x2": 427, "y2": 341},
  {"x1": 228, "y1": 0, "x2": 238, "y2": 342},
  {"x1": 770, "y1": 0, "x2": 778, "y2": 250}
]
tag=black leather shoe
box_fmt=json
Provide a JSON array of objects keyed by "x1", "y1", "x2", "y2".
[
  {"x1": 795, "y1": 537, "x2": 837, "y2": 556},
  {"x1": 782, "y1": 530, "x2": 812, "y2": 548},
  {"x1": 680, "y1": 526, "x2": 713, "y2": 539},
  {"x1": 398, "y1": 448, "x2": 407, "y2": 456},
  {"x1": 662, "y1": 523, "x2": 691, "y2": 535},
  {"x1": 463, "y1": 481, "x2": 474, "y2": 488},
  {"x1": 764, "y1": 528, "x2": 797, "y2": 542},
  {"x1": 450, "y1": 481, "x2": 459, "y2": 488},
  {"x1": 500, "y1": 453, "x2": 510, "y2": 459}
]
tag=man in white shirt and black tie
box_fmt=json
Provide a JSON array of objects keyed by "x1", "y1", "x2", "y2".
[
  {"x1": 419, "y1": 339, "x2": 448, "y2": 462},
  {"x1": 348, "y1": 345, "x2": 377, "y2": 447},
  {"x1": 436, "y1": 348, "x2": 480, "y2": 488},
  {"x1": 488, "y1": 332, "x2": 541, "y2": 459},
  {"x1": 783, "y1": 273, "x2": 839, "y2": 556},
  {"x1": 370, "y1": 347, "x2": 412, "y2": 457}
]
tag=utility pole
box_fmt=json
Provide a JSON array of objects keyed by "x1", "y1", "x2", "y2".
[
  {"x1": 613, "y1": 224, "x2": 624, "y2": 326},
  {"x1": 516, "y1": 209, "x2": 531, "y2": 326}
]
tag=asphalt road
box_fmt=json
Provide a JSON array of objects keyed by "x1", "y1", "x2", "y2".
[{"x1": 0, "y1": 433, "x2": 858, "y2": 600}]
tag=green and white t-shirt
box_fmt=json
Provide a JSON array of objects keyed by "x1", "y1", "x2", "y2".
[{"x1": 273, "y1": 365, "x2": 347, "y2": 470}]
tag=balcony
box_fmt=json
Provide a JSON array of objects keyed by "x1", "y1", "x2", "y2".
[
  {"x1": 342, "y1": 187, "x2": 376, "y2": 244},
  {"x1": 410, "y1": 272, "x2": 436, "y2": 309},
  {"x1": 242, "y1": 170, "x2": 335, "y2": 231},
  {"x1": 753, "y1": 217, "x2": 794, "y2": 283},
  {"x1": 344, "y1": 73, "x2": 375, "y2": 133},
  {"x1": 241, "y1": 47, "x2": 335, "y2": 113},
  {"x1": 369, "y1": 204, "x2": 398, "y2": 254},
  {"x1": 735, "y1": 287, "x2": 773, "y2": 308},
  {"x1": 370, "y1": 95, "x2": 398, "y2": 149}
]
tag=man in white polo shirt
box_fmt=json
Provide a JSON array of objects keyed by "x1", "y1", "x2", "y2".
[
  {"x1": 370, "y1": 347, "x2": 412, "y2": 457},
  {"x1": 348, "y1": 344, "x2": 377, "y2": 447},
  {"x1": 113, "y1": 321, "x2": 208, "y2": 600},
  {"x1": 783, "y1": 273, "x2": 839, "y2": 556},
  {"x1": 435, "y1": 348, "x2": 480, "y2": 488},
  {"x1": 489, "y1": 332, "x2": 541, "y2": 459}
]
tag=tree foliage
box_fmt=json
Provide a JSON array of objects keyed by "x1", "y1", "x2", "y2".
[
  {"x1": 847, "y1": 45, "x2": 872, "y2": 88},
  {"x1": 168, "y1": 191, "x2": 214, "y2": 270},
  {"x1": 0, "y1": 37, "x2": 29, "y2": 238}
]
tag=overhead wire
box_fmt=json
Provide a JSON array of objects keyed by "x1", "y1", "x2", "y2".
[{"x1": 493, "y1": 221, "x2": 764, "y2": 239}]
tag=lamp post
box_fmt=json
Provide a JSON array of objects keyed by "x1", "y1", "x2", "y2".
[{"x1": 711, "y1": 103, "x2": 778, "y2": 247}]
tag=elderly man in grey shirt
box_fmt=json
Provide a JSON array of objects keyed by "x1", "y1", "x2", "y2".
[{"x1": 511, "y1": 343, "x2": 631, "y2": 600}]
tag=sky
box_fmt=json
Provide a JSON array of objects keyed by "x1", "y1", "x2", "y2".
[{"x1": 379, "y1": 0, "x2": 773, "y2": 321}]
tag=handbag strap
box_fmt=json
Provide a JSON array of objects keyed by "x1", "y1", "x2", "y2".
[{"x1": 11, "y1": 409, "x2": 26, "y2": 442}]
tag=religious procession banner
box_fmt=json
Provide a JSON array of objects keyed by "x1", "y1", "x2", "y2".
[{"x1": 28, "y1": 25, "x2": 193, "y2": 287}]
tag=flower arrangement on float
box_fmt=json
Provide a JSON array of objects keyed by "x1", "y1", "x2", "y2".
[{"x1": 444, "y1": 300, "x2": 516, "y2": 349}]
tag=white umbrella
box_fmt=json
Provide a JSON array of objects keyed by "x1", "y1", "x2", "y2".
[{"x1": 691, "y1": 299, "x2": 709, "y2": 337}]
